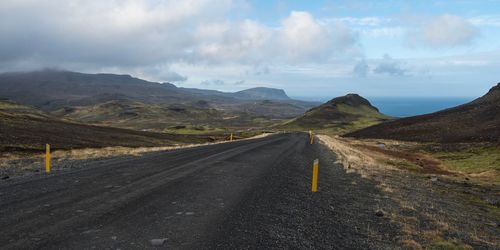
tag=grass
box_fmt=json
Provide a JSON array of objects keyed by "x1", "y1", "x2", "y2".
[
  {"x1": 429, "y1": 238, "x2": 473, "y2": 250},
  {"x1": 277, "y1": 103, "x2": 390, "y2": 135},
  {"x1": 430, "y1": 146, "x2": 500, "y2": 174}
]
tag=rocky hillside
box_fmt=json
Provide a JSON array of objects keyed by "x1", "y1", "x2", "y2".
[{"x1": 346, "y1": 83, "x2": 500, "y2": 143}]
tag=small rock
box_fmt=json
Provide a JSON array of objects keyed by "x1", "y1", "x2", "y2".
[
  {"x1": 185, "y1": 212, "x2": 195, "y2": 216},
  {"x1": 104, "y1": 185, "x2": 114, "y2": 189},
  {"x1": 430, "y1": 176, "x2": 438, "y2": 182},
  {"x1": 375, "y1": 210, "x2": 384, "y2": 217},
  {"x1": 111, "y1": 236, "x2": 117, "y2": 240},
  {"x1": 150, "y1": 238, "x2": 167, "y2": 246},
  {"x1": 175, "y1": 212, "x2": 183, "y2": 215},
  {"x1": 485, "y1": 198, "x2": 498, "y2": 206},
  {"x1": 76, "y1": 210, "x2": 85, "y2": 213}
]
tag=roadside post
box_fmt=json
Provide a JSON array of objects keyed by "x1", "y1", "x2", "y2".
[
  {"x1": 309, "y1": 130, "x2": 314, "y2": 144},
  {"x1": 230, "y1": 133, "x2": 233, "y2": 141},
  {"x1": 45, "y1": 144, "x2": 51, "y2": 174},
  {"x1": 312, "y1": 159, "x2": 319, "y2": 192}
]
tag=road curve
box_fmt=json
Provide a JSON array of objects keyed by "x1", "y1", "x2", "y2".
[{"x1": 0, "y1": 133, "x2": 400, "y2": 249}]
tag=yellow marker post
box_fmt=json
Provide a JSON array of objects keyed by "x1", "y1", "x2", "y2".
[
  {"x1": 230, "y1": 133, "x2": 233, "y2": 141},
  {"x1": 309, "y1": 130, "x2": 314, "y2": 144},
  {"x1": 312, "y1": 159, "x2": 319, "y2": 192},
  {"x1": 45, "y1": 144, "x2": 51, "y2": 174}
]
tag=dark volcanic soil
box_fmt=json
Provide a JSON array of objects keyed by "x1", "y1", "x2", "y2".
[{"x1": 0, "y1": 112, "x2": 221, "y2": 152}]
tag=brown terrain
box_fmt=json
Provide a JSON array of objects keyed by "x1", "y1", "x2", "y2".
[{"x1": 0, "y1": 99, "x2": 221, "y2": 153}]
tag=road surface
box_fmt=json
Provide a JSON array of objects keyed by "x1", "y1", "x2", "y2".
[{"x1": 0, "y1": 133, "x2": 401, "y2": 249}]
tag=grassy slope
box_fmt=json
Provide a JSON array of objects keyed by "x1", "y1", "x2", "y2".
[
  {"x1": 279, "y1": 103, "x2": 390, "y2": 135},
  {"x1": 52, "y1": 100, "x2": 281, "y2": 133},
  {"x1": 416, "y1": 143, "x2": 500, "y2": 184}
]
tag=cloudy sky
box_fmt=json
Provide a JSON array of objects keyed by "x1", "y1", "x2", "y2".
[{"x1": 1, "y1": 0, "x2": 499, "y2": 98}]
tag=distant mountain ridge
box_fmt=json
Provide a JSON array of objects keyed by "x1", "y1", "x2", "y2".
[
  {"x1": 0, "y1": 69, "x2": 315, "y2": 108},
  {"x1": 0, "y1": 70, "x2": 318, "y2": 131},
  {"x1": 346, "y1": 83, "x2": 500, "y2": 143},
  {"x1": 0, "y1": 70, "x2": 304, "y2": 110}
]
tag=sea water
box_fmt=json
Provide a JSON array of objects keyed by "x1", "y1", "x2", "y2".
[
  {"x1": 293, "y1": 96, "x2": 474, "y2": 118},
  {"x1": 368, "y1": 97, "x2": 474, "y2": 117}
]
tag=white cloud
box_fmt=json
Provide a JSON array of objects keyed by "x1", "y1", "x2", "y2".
[
  {"x1": 373, "y1": 54, "x2": 407, "y2": 76},
  {"x1": 406, "y1": 14, "x2": 479, "y2": 48},
  {"x1": 468, "y1": 15, "x2": 500, "y2": 27},
  {"x1": 353, "y1": 60, "x2": 369, "y2": 77},
  {"x1": 327, "y1": 17, "x2": 388, "y2": 27},
  {"x1": 0, "y1": 1, "x2": 358, "y2": 81},
  {"x1": 194, "y1": 19, "x2": 272, "y2": 63},
  {"x1": 361, "y1": 27, "x2": 405, "y2": 38},
  {"x1": 278, "y1": 11, "x2": 357, "y2": 62}
]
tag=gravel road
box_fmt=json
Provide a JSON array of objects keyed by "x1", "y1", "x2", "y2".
[{"x1": 0, "y1": 133, "x2": 401, "y2": 249}]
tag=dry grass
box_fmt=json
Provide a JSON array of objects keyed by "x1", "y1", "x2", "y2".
[
  {"x1": 316, "y1": 135, "x2": 393, "y2": 178},
  {"x1": 317, "y1": 134, "x2": 499, "y2": 249},
  {"x1": 399, "y1": 239, "x2": 423, "y2": 250}
]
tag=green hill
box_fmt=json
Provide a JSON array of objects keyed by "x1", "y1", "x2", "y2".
[{"x1": 278, "y1": 94, "x2": 391, "y2": 134}]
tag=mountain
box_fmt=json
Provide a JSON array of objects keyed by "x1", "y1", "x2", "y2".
[
  {"x1": 346, "y1": 83, "x2": 500, "y2": 143},
  {"x1": 0, "y1": 70, "x2": 300, "y2": 108},
  {"x1": 0, "y1": 70, "x2": 184, "y2": 110},
  {"x1": 234, "y1": 87, "x2": 291, "y2": 100},
  {"x1": 0, "y1": 99, "x2": 215, "y2": 152},
  {"x1": 279, "y1": 94, "x2": 391, "y2": 134},
  {"x1": 0, "y1": 70, "x2": 317, "y2": 129}
]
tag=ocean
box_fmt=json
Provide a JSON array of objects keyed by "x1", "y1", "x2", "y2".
[{"x1": 293, "y1": 96, "x2": 475, "y2": 118}]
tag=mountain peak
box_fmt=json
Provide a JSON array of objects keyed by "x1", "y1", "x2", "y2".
[
  {"x1": 279, "y1": 93, "x2": 389, "y2": 133},
  {"x1": 327, "y1": 93, "x2": 377, "y2": 111}
]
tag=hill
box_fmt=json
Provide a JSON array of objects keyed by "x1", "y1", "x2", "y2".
[
  {"x1": 279, "y1": 94, "x2": 391, "y2": 134},
  {"x1": 0, "y1": 100, "x2": 215, "y2": 152},
  {"x1": 0, "y1": 70, "x2": 317, "y2": 130},
  {"x1": 0, "y1": 70, "x2": 308, "y2": 109},
  {"x1": 346, "y1": 83, "x2": 500, "y2": 143}
]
